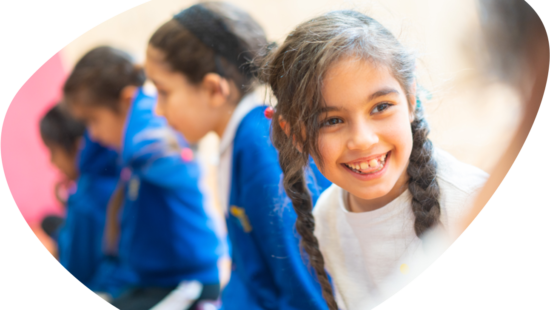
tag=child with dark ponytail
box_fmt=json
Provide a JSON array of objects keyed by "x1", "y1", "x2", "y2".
[
  {"x1": 146, "y1": 2, "x2": 331, "y2": 310},
  {"x1": 260, "y1": 10, "x2": 488, "y2": 310},
  {"x1": 63, "y1": 46, "x2": 222, "y2": 310}
]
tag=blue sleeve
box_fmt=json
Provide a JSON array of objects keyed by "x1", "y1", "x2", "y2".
[
  {"x1": 235, "y1": 131, "x2": 328, "y2": 309},
  {"x1": 126, "y1": 127, "x2": 201, "y2": 189}
]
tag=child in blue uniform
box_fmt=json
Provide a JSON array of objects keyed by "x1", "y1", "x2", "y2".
[
  {"x1": 146, "y1": 3, "x2": 331, "y2": 309},
  {"x1": 63, "y1": 46, "x2": 222, "y2": 310},
  {"x1": 39, "y1": 104, "x2": 134, "y2": 298}
]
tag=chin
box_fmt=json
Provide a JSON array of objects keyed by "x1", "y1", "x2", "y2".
[{"x1": 349, "y1": 183, "x2": 393, "y2": 200}]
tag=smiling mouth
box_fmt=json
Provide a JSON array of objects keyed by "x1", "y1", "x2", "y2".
[{"x1": 342, "y1": 152, "x2": 390, "y2": 175}]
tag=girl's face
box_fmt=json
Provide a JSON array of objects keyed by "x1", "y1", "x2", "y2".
[
  {"x1": 315, "y1": 57, "x2": 415, "y2": 210},
  {"x1": 70, "y1": 104, "x2": 127, "y2": 150},
  {"x1": 145, "y1": 45, "x2": 219, "y2": 144},
  {"x1": 46, "y1": 143, "x2": 78, "y2": 181}
]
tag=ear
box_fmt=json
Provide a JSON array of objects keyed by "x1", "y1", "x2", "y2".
[
  {"x1": 202, "y1": 73, "x2": 230, "y2": 108},
  {"x1": 279, "y1": 116, "x2": 303, "y2": 153},
  {"x1": 279, "y1": 115, "x2": 290, "y2": 137},
  {"x1": 119, "y1": 85, "x2": 138, "y2": 111},
  {"x1": 408, "y1": 80, "x2": 417, "y2": 123}
]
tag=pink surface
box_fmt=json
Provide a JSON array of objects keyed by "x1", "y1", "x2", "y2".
[{"x1": 2, "y1": 53, "x2": 67, "y2": 225}]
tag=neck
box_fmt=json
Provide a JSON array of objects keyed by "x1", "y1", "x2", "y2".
[
  {"x1": 212, "y1": 83, "x2": 243, "y2": 138},
  {"x1": 213, "y1": 104, "x2": 236, "y2": 138}
]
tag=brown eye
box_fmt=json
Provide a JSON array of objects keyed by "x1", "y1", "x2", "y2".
[
  {"x1": 321, "y1": 118, "x2": 343, "y2": 127},
  {"x1": 371, "y1": 102, "x2": 392, "y2": 114}
]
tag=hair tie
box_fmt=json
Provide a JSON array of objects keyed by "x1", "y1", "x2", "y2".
[
  {"x1": 180, "y1": 148, "x2": 194, "y2": 162},
  {"x1": 264, "y1": 106, "x2": 274, "y2": 119}
]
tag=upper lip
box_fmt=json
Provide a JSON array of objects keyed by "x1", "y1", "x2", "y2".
[{"x1": 342, "y1": 151, "x2": 389, "y2": 165}]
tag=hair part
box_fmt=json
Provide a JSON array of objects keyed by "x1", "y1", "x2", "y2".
[
  {"x1": 259, "y1": 10, "x2": 441, "y2": 309},
  {"x1": 40, "y1": 103, "x2": 86, "y2": 154},
  {"x1": 148, "y1": 2, "x2": 269, "y2": 99},
  {"x1": 63, "y1": 46, "x2": 145, "y2": 111}
]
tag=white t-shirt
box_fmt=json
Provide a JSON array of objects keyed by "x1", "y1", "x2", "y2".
[{"x1": 313, "y1": 148, "x2": 488, "y2": 310}]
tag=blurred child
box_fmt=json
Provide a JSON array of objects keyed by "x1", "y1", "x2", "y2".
[
  {"x1": 63, "y1": 46, "x2": 222, "y2": 310},
  {"x1": 39, "y1": 104, "x2": 134, "y2": 298},
  {"x1": 146, "y1": 3, "x2": 331, "y2": 310},
  {"x1": 260, "y1": 10, "x2": 489, "y2": 310},
  {"x1": 39, "y1": 104, "x2": 84, "y2": 240},
  {"x1": 458, "y1": 0, "x2": 549, "y2": 234}
]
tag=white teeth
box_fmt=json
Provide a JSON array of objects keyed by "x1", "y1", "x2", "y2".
[
  {"x1": 347, "y1": 153, "x2": 388, "y2": 173},
  {"x1": 369, "y1": 159, "x2": 378, "y2": 167}
]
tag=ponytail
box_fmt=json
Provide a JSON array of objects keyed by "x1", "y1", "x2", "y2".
[{"x1": 104, "y1": 181, "x2": 125, "y2": 255}]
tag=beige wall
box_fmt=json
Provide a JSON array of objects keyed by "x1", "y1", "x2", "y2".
[{"x1": 61, "y1": 0, "x2": 521, "y2": 174}]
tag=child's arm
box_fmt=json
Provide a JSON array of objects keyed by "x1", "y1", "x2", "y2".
[{"x1": 126, "y1": 127, "x2": 200, "y2": 189}]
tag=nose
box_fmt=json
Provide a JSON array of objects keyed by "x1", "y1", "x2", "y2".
[{"x1": 346, "y1": 118, "x2": 379, "y2": 150}]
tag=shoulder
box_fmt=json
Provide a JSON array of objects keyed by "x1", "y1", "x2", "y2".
[
  {"x1": 234, "y1": 106, "x2": 271, "y2": 147},
  {"x1": 434, "y1": 147, "x2": 488, "y2": 195},
  {"x1": 124, "y1": 112, "x2": 185, "y2": 169},
  {"x1": 313, "y1": 184, "x2": 341, "y2": 227},
  {"x1": 233, "y1": 106, "x2": 276, "y2": 167},
  {"x1": 433, "y1": 147, "x2": 488, "y2": 231}
]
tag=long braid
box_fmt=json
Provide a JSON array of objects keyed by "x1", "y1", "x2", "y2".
[
  {"x1": 278, "y1": 147, "x2": 339, "y2": 310},
  {"x1": 407, "y1": 102, "x2": 441, "y2": 237}
]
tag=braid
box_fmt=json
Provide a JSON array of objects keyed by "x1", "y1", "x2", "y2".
[
  {"x1": 407, "y1": 102, "x2": 441, "y2": 237},
  {"x1": 104, "y1": 182, "x2": 125, "y2": 255},
  {"x1": 278, "y1": 148, "x2": 339, "y2": 310}
]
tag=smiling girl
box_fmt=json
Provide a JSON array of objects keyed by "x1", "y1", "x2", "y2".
[{"x1": 261, "y1": 10, "x2": 488, "y2": 310}]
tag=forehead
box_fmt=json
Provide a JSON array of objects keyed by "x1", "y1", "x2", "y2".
[
  {"x1": 145, "y1": 45, "x2": 196, "y2": 88},
  {"x1": 322, "y1": 57, "x2": 403, "y2": 106},
  {"x1": 145, "y1": 46, "x2": 172, "y2": 75}
]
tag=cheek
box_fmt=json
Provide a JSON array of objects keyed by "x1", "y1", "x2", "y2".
[
  {"x1": 383, "y1": 116, "x2": 413, "y2": 167},
  {"x1": 317, "y1": 132, "x2": 343, "y2": 175}
]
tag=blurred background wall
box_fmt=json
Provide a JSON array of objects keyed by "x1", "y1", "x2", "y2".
[{"x1": 4, "y1": 0, "x2": 521, "y2": 236}]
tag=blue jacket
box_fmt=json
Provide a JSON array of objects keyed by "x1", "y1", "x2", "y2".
[
  {"x1": 116, "y1": 88, "x2": 221, "y2": 287},
  {"x1": 221, "y1": 106, "x2": 332, "y2": 310},
  {"x1": 57, "y1": 132, "x2": 134, "y2": 297}
]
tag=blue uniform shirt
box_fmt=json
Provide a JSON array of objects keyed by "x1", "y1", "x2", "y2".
[
  {"x1": 116, "y1": 87, "x2": 221, "y2": 287},
  {"x1": 57, "y1": 132, "x2": 133, "y2": 296},
  {"x1": 221, "y1": 105, "x2": 332, "y2": 310}
]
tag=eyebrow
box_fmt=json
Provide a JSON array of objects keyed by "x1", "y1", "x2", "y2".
[
  {"x1": 320, "y1": 87, "x2": 400, "y2": 112},
  {"x1": 368, "y1": 88, "x2": 400, "y2": 101}
]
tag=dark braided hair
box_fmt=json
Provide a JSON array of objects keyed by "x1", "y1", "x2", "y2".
[{"x1": 259, "y1": 10, "x2": 441, "y2": 309}]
